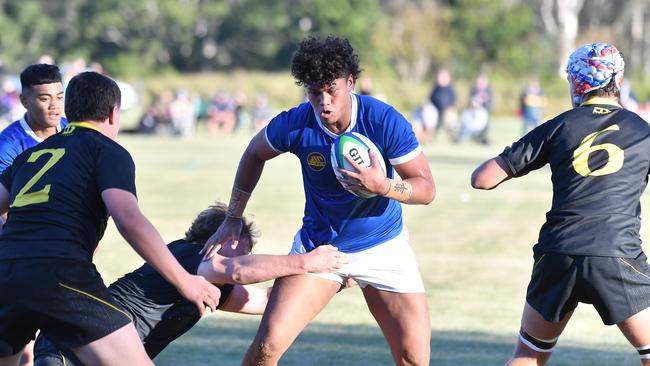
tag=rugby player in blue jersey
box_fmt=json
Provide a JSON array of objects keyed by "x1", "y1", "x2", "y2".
[
  {"x1": 202, "y1": 35, "x2": 435, "y2": 366},
  {"x1": 472, "y1": 43, "x2": 650, "y2": 365},
  {"x1": 0, "y1": 64, "x2": 68, "y2": 174}
]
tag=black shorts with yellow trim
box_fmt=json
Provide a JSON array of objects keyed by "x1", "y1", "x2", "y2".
[
  {"x1": 526, "y1": 248, "x2": 650, "y2": 325},
  {"x1": 0, "y1": 258, "x2": 132, "y2": 357}
]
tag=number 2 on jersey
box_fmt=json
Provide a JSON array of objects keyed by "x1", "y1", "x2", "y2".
[
  {"x1": 572, "y1": 124, "x2": 623, "y2": 177},
  {"x1": 11, "y1": 148, "x2": 66, "y2": 208}
]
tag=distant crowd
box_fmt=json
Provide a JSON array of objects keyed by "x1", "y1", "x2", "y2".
[
  {"x1": 2, "y1": 58, "x2": 649, "y2": 144},
  {"x1": 129, "y1": 89, "x2": 274, "y2": 137}
]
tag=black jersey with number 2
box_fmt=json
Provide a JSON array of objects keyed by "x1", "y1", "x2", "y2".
[
  {"x1": 0, "y1": 123, "x2": 136, "y2": 261},
  {"x1": 500, "y1": 99, "x2": 650, "y2": 258}
]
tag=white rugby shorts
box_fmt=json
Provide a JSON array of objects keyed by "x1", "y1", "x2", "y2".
[{"x1": 289, "y1": 229, "x2": 425, "y2": 293}]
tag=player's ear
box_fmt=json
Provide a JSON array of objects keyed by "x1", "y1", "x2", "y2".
[
  {"x1": 19, "y1": 93, "x2": 28, "y2": 109},
  {"x1": 108, "y1": 105, "x2": 119, "y2": 125}
]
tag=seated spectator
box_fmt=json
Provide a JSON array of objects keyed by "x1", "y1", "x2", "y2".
[
  {"x1": 454, "y1": 97, "x2": 489, "y2": 144},
  {"x1": 207, "y1": 91, "x2": 237, "y2": 135},
  {"x1": 251, "y1": 93, "x2": 273, "y2": 132},
  {"x1": 169, "y1": 89, "x2": 196, "y2": 137},
  {"x1": 410, "y1": 100, "x2": 438, "y2": 145}
]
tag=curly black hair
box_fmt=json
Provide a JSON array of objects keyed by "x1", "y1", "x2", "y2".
[{"x1": 290, "y1": 35, "x2": 361, "y2": 87}]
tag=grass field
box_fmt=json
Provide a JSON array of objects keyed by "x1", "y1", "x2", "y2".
[{"x1": 94, "y1": 116, "x2": 649, "y2": 365}]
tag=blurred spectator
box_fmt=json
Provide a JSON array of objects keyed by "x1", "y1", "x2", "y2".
[
  {"x1": 207, "y1": 90, "x2": 237, "y2": 135},
  {"x1": 125, "y1": 91, "x2": 174, "y2": 135},
  {"x1": 638, "y1": 99, "x2": 650, "y2": 123},
  {"x1": 410, "y1": 100, "x2": 438, "y2": 145},
  {"x1": 454, "y1": 96, "x2": 489, "y2": 144},
  {"x1": 169, "y1": 89, "x2": 196, "y2": 137},
  {"x1": 38, "y1": 54, "x2": 55, "y2": 65},
  {"x1": 62, "y1": 57, "x2": 87, "y2": 86},
  {"x1": 468, "y1": 73, "x2": 492, "y2": 144},
  {"x1": 251, "y1": 93, "x2": 274, "y2": 132},
  {"x1": 619, "y1": 79, "x2": 639, "y2": 112},
  {"x1": 358, "y1": 76, "x2": 374, "y2": 96},
  {"x1": 429, "y1": 68, "x2": 457, "y2": 141},
  {"x1": 519, "y1": 77, "x2": 546, "y2": 135},
  {"x1": 233, "y1": 91, "x2": 251, "y2": 132},
  {"x1": 0, "y1": 80, "x2": 24, "y2": 126}
]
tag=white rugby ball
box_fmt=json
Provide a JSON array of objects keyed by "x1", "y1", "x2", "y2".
[{"x1": 330, "y1": 132, "x2": 387, "y2": 198}]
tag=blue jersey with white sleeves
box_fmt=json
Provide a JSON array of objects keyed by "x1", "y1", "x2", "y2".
[
  {"x1": 0, "y1": 114, "x2": 68, "y2": 173},
  {"x1": 265, "y1": 93, "x2": 421, "y2": 253}
]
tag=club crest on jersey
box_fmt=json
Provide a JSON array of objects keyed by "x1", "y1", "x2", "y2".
[
  {"x1": 592, "y1": 107, "x2": 612, "y2": 115},
  {"x1": 306, "y1": 152, "x2": 326, "y2": 171}
]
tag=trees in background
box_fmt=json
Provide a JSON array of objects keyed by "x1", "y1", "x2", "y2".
[{"x1": 0, "y1": 0, "x2": 648, "y2": 83}]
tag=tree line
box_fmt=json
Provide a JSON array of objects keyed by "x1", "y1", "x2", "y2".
[{"x1": 0, "y1": 0, "x2": 648, "y2": 83}]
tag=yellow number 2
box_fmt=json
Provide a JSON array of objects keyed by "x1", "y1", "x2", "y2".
[
  {"x1": 572, "y1": 124, "x2": 623, "y2": 177},
  {"x1": 11, "y1": 148, "x2": 66, "y2": 208}
]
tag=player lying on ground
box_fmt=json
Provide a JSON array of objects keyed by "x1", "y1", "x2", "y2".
[
  {"x1": 32, "y1": 202, "x2": 348, "y2": 365},
  {"x1": 0, "y1": 72, "x2": 221, "y2": 366},
  {"x1": 472, "y1": 42, "x2": 650, "y2": 366}
]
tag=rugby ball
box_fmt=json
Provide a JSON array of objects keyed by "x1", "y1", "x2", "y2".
[{"x1": 330, "y1": 132, "x2": 387, "y2": 198}]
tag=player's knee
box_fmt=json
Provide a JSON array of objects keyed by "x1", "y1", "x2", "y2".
[
  {"x1": 394, "y1": 343, "x2": 430, "y2": 366},
  {"x1": 248, "y1": 340, "x2": 283, "y2": 364}
]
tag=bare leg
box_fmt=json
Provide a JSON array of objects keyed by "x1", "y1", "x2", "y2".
[
  {"x1": 362, "y1": 287, "x2": 430, "y2": 366},
  {"x1": 617, "y1": 307, "x2": 650, "y2": 366},
  {"x1": 18, "y1": 341, "x2": 34, "y2": 366},
  {"x1": 241, "y1": 275, "x2": 340, "y2": 366},
  {"x1": 0, "y1": 352, "x2": 22, "y2": 366},
  {"x1": 506, "y1": 302, "x2": 572, "y2": 366},
  {"x1": 71, "y1": 323, "x2": 152, "y2": 366}
]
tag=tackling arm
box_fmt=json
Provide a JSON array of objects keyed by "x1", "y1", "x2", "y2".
[
  {"x1": 102, "y1": 188, "x2": 221, "y2": 316},
  {"x1": 471, "y1": 156, "x2": 513, "y2": 190},
  {"x1": 197, "y1": 244, "x2": 348, "y2": 285}
]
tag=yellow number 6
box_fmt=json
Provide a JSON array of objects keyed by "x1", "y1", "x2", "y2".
[
  {"x1": 11, "y1": 148, "x2": 66, "y2": 208},
  {"x1": 572, "y1": 124, "x2": 623, "y2": 177}
]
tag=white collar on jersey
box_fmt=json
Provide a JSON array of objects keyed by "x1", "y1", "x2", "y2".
[
  {"x1": 19, "y1": 114, "x2": 64, "y2": 143},
  {"x1": 313, "y1": 92, "x2": 358, "y2": 138}
]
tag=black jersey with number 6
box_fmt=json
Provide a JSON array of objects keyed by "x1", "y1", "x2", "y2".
[
  {"x1": 0, "y1": 123, "x2": 136, "y2": 261},
  {"x1": 500, "y1": 99, "x2": 650, "y2": 258}
]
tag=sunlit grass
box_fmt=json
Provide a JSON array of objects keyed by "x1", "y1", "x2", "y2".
[{"x1": 94, "y1": 116, "x2": 649, "y2": 365}]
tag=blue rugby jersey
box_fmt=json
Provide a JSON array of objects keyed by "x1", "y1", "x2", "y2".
[
  {"x1": 0, "y1": 115, "x2": 68, "y2": 173},
  {"x1": 265, "y1": 93, "x2": 421, "y2": 253}
]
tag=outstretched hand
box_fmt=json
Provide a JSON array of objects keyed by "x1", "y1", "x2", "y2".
[
  {"x1": 200, "y1": 215, "x2": 243, "y2": 260},
  {"x1": 339, "y1": 150, "x2": 388, "y2": 195},
  {"x1": 304, "y1": 244, "x2": 350, "y2": 273},
  {"x1": 176, "y1": 274, "x2": 221, "y2": 316}
]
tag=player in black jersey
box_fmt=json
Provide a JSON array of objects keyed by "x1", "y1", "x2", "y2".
[
  {"x1": 0, "y1": 72, "x2": 220, "y2": 366},
  {"x1": 472, "y1": 43, "x2": 650, "y2": 365},
  {"x1": 32, "y1": 202, "x2": 347, "y2": 366}
]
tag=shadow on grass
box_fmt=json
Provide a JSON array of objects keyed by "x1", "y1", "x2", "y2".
[{"x1": 154, "y1": 317, "x2": 636, "y2": 366}]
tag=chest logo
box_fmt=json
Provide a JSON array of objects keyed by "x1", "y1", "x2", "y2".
[{"x1": 306, "y1": 152, "x2": 326, "y2": 171}]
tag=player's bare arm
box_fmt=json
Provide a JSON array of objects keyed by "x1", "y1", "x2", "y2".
[
  {"x1": 197, "y1": 244, "x2": 349, "y2": 285},
  {"x1": 202, "y1": 129, "x2": 280, "y2": 258},
  {"x1": 471, "y1": 156, "x2": 513, "y2": 190},
  {"x1": 102, "y1": 188, "x2": 221, "y2": 316}
]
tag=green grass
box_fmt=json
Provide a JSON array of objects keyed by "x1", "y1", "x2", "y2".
[{"x1": 93, "y1": 116, "x2": 649, "y2": 365}]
